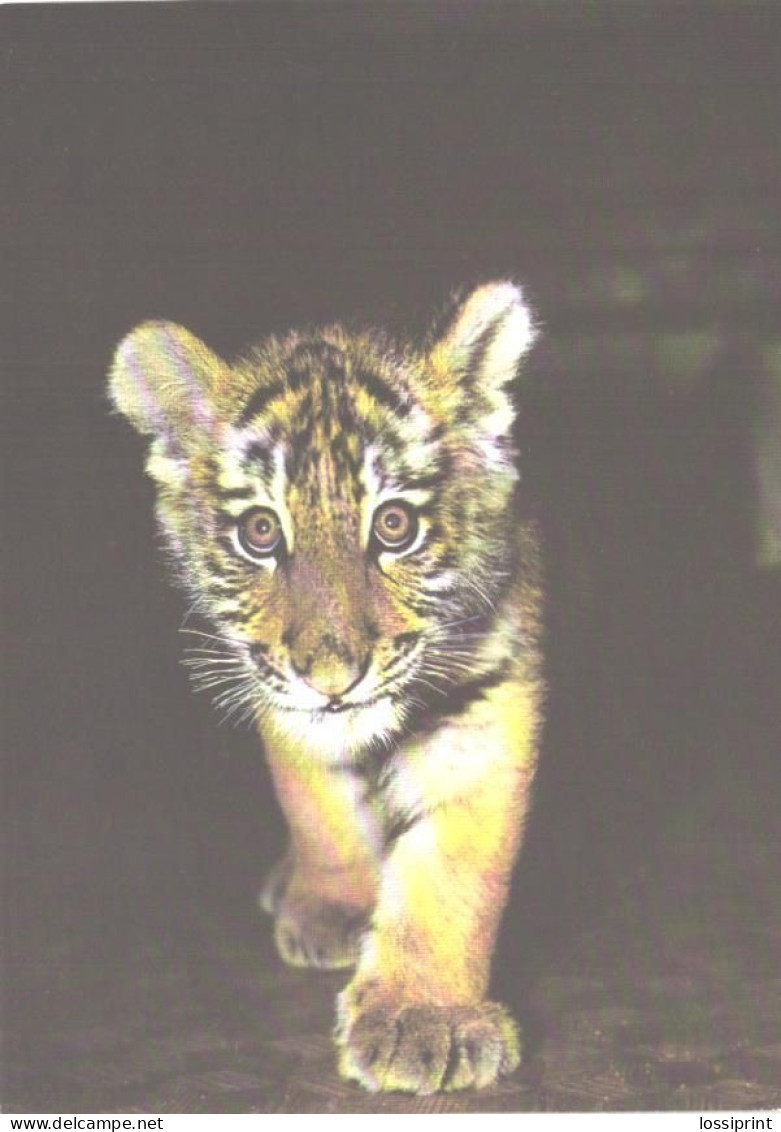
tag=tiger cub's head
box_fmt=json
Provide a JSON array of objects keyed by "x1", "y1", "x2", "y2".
[{"x1": 109, "y1": 282, "x2": 537, "y2": 757}]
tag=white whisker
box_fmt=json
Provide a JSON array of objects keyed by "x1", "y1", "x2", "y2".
[{"x1": 178, "y1": 627, "x2": 235, "y2": 645}]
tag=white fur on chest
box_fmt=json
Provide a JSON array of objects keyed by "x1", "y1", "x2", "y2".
[{"x1": 382, "y1": 691, "x2": 526, "y2": 822}]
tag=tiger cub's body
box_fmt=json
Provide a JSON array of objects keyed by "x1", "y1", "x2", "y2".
[{"x1": 109, "y1": 281, "x2": 543, "y2": 1094}]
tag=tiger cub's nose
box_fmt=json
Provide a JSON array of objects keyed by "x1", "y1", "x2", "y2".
[{"x1": 292, "y1": 651, "x2": 368, "y2": 699}]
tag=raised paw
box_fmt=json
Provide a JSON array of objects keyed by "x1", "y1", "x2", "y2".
[
  {"x1": 273, "y1": 895, "x2": 367, "y2": 970},
  {"x1": 336, "y1": 988, "x2": 521, "y2": 1094}
]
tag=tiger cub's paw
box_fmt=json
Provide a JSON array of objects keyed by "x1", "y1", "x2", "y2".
[
  {"x1": 258, "y1": 854, "x2": 294, "y2": 916},
  {"x1": 259, "y1": 859, "x2": 367, "y2": 970},
  {"x1": 335, "y1": 983, "x2": 522, "y2": 1094},
  {"x1": 273, "y1": 896, "x2": 367, "y2": 970}
]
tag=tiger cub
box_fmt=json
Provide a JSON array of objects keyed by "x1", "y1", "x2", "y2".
[{"x1": 109, "y1": 282, "x2": 544, "y2": 1094}]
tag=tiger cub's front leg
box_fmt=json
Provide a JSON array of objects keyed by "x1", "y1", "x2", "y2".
[
  {"x1": 260, "y1": 727, "x2": 383, "y2": 970},
  {"x1": 337, "y1": 680, "x2": 539, "y2": 1093}
]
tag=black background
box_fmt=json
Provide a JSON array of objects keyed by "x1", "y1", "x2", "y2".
[{"x1": 3, "y1": 0, "x2": 780, "y2": 1100}]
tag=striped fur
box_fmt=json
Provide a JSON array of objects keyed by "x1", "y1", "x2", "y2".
[{"x1": 109, "y1": 281, "x2": 544, "y2": 1094}]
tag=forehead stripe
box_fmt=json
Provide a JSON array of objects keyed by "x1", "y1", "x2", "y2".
[
  {"x1": 236, "y1": 379, "x2": 286, "y2": 427},
  {"x1": 242, "y1": 440, "x2": 274, "y2": 481},
  {"x1": 401, "y1": 471, "x2": 446, "y2": 492},
  {"x1": 213, "y1": 485, "x2": 255, "y2": 502},
  {"x1": 355, "y1": 371, "x2": 413, "y2": 418}
]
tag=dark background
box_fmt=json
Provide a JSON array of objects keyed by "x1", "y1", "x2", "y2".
[{"x1": 3, "y1": 1, "x2": 780, "y2": 1113}]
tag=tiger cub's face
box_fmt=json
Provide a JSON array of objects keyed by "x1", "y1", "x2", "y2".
[{"x1": 109, "y1": 282, "x2": 536, "y2": 756}]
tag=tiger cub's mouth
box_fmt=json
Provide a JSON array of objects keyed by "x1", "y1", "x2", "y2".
[{"x1": 283, "y1": 655, "x2": 424, "y2": 718}]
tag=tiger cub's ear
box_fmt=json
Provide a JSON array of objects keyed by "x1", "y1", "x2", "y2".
[
  {"x1": 108, "y1": 321, "x2": 228, "y2": 453},
  {"x1": 427, "y1": 281, "x2": 538, "y2": 442}
]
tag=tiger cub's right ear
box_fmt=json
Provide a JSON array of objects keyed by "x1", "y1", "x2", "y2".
[{"x1": 108, "y1": 321, "x2": 228, "y2": 452}]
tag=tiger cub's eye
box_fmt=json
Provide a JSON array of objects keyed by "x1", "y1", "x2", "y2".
[
  {"x1": 238, "y1": 507, "x2": 283, "y2": 559},
  {"x1": 372, "y1": 500, "x2": 417, "y2": 552}
]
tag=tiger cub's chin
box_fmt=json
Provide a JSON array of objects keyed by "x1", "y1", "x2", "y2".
[{"x1": 109, "y1": 279, "x2": 544, "y2": 1094}]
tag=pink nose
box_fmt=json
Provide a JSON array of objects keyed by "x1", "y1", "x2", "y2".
[{"x1": 292, "y1": 653, "x2": 368, "y2": 699}]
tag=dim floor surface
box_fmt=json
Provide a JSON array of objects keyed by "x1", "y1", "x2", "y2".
[{"x1": 5, "y1": 741, "x2": 780, "y2": 1115}]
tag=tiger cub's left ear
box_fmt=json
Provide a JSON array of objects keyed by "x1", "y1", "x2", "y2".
[
  {"x1": 108, "y1": 321, "x2": 228, "y2": 454},
  {"x1": 427, "y1": 281, "x2": 538, "y2": 437}
]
